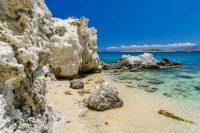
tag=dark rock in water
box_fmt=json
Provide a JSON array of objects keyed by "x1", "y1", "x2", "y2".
[
  {"x1": 84, "y1": 82, "x2": 123, "y2": 111},
  {"x1": 158, "y1": 59, "x2": 182, "y2": 67},
  {"x1": 182, "y1": 94, "x2": 188, "y2": 98},
  {"x1": 133, "y1": 77, "x2": 143, "y2": 81},
  {"x1": 148, "y1": 80, "x2": 164, "y2": 84},
  {"x1": 130, "y1": 68, "x2": 139, "y2": 72},
  {"x1": 113, "y1": 70, "x2": 119, "y2": 73},
  {"x1": 157, "y1": 60, "x2": 166, "y2": 66},
  {"x1": 138, "y1": 83, "x2": 149, "y2": 87},
  {"x1": 163, "y1": 93, "x2": 172, "y2": 98},
  {"x1": 178, "y1": 74, "x2": 193, "y2": 79},
  {"x1": 70, "y1": 79, "x2": 84, "y2": 89},
  {"x1": 162, "y1": 58, "x2": 170, "y2": 63},
  {"x1": 170, "y1": 61, "x2": 182, "y2": 66},
  {"x1": 144, "y1": 87, "x2": 158, "y2": 92},
  {"x1": 146, "y1": 64, "x2": 160, "y2": 69},
  {"x1": 175, "y1": 88, "x2": 185, "y2": 92},
  {"x1": 194, "y1": 86, "x2": 200, "y2": 91},
  {"x1": 113, "y1": 73, "x2": 120, "y2": 75}
]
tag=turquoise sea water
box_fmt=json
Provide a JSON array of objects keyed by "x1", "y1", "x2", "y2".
[{"x1": 99, "y1": 52, "x2": 200, "y2": 102}]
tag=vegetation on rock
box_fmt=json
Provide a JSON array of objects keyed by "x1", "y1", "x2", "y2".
[
  {"x1": 54, "y1": 26, "x2": 67, "y2": 36},
  {"x1": 69, "y1": 20, "x2": 81, "y2": 26}
]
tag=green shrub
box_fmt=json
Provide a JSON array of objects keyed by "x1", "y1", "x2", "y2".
[
  {"x1": 54, "y1": 26, "x2": 67, "y2": 36},
  {"x1": 69, "y1": 20, "x2": 80, "y2": 26}
]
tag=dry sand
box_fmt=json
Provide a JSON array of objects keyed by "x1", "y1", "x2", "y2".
[{"x1": 46, "y1": 72, "x2": 200, "y2": 133}]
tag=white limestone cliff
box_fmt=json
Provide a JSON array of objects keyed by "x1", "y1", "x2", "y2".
[
  {"x1": 0, "y1": 0, "x2": 99, "y2": 132},
  {"x1": 50, "y1": 17, "x2": 99, "y2": 78}
]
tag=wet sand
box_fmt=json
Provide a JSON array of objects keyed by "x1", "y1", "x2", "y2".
[{"x1": 46, "y1": 72, "x2": 200, "y2": 133}]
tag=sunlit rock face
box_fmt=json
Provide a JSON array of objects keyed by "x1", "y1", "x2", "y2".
[
  {"x1": 0, "y1": 0, "x2": 99, "y2": 132},
  {"x1": 50, "y1": 17, "x2": 99, "y2": 78},
  {"x1": 119, "y1": 53, "x2": 158, "y2": 67}
]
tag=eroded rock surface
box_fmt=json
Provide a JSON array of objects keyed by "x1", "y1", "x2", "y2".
[
  {"x1": 50, "y1": 17, "x2": 99, "y2": 78},
  {"x1": 119, "y1": 53, "x2": 159, "y2": 69},
  {"x1": 85, "y1": 82, "x2": 123, "y2": 111},
  {"x1": 0, "y1": 0, "x2": 99, "y2": 132},
  {"x1": 101, "y1": 53, "x2": 182, "y2": 71},
  {"x1": 70, "y1": 79, "x2": 84, "y2": 89}
]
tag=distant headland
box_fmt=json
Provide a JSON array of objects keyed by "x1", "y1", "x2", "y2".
[{"x1": 123, "y1": 48, "x2": 164, "y2": 52}]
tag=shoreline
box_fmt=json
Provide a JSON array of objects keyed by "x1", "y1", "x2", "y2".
[{"x1": 46, "y1": 71, "x2": 200, "y2": 133}]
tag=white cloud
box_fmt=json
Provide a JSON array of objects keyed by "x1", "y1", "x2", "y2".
[{"x1": 105, "y1": 42, "x2": 197, "y2": 51}]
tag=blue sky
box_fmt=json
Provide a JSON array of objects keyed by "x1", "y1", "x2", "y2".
[{"x1": 45, "y1": 0, "x2": 200, "y2": 51}]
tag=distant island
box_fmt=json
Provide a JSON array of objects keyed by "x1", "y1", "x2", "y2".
[
  {"x1": 123, "y1": 48, "x2": 164, "y2": 52},
  {"x1": 122, "y1": 44, "x2": 200, "y2": 52}
]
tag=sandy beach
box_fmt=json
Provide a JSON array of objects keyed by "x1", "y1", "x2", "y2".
[{"x1": 46, "y1": 72, "x2": 200, "y2": 133}]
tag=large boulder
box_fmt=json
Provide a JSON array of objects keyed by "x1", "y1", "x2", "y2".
[
  {"x1": 85, "y1": 82, "x2": 123, "y2": 111},
  {"x1": 119, "y1": 53, "x2": 160, "y2": 70}
]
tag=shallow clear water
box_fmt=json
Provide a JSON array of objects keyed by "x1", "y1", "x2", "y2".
[{"x1": 99, "y1": 52, "x2": 200, "y2": 102}]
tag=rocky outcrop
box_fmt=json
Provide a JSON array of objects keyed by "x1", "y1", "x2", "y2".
[
  {"x1": 0, "y1": 0, "x2": 99, "y2": 132},
  {"x1": 50, "y1": 17, "x2": 99, "y2": 78},
  {"x1": 84, "y1": 82, "x2": 123, "y2": 111},
  {"x1": 0, "y1": 0, "x2": 55, "y2": 132},
  {"x1": 157, "y1": 58, "x2": 182, "y2": 67},
  {"x1": 119, "y1": 53, "x2": 159, "y2": 69},
  {"x1": 101, "y1": 53, "x2": 182, "y2": 71}
]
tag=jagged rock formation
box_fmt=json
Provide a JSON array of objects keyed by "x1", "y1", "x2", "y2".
[
  {"x1": 50, "y1": 17, "x2": 99, "y2": 78},
  {"x1": 84, "y1": 82, "x2": 123, "y2": 111},
  {"x1": 157, "y1": 58, "x2": 182, "y2": 67},
  {"x1": 0, "y1": 0, "x2": 99, "y2": 132},
  {"x1": 118, "y1": 53, "x2": 159, "y2": 69},
  {"x1": 101, "y1": 53, "x2": 182, "y2": 71}
]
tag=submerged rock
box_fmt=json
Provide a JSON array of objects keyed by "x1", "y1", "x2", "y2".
[
  {"x1": 70, "y1": 79, "x2": 84, "y2": 89},
  {"x1": 148, "y1": 79, "x2": 164, "y2": 84},
  {"x1": 144, "y1": 87, "x2": 158, "y2": 93},
  {"x1": 163, "y1": 93, "x2": 172, "y2": 98},
  {"x1": 194, "y1": 86, "x2": 200, "y2": 91},
  {"x1": 178, "y1": 74, "x2": 194, "y2": 79},
  {"x1": 158, "y1": 58, "x2": 182, "y2": 67},
  {"x1": 138, "y1": 82, "x2": 149, "y2": 87},
  {"x1": 84, "y1": 82, "x2": 123, "y2": 111}
]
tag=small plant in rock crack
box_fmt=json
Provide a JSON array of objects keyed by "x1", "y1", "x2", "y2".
[
  {"x1": 69, "y1": 20, "x2": 81, "y2": 26},
  {"x1": 54, "y1": 26, "x2": 67, "y2": 36}
]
